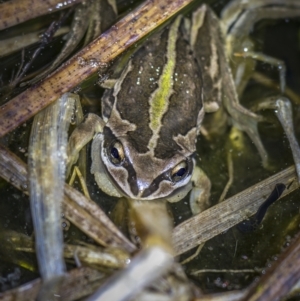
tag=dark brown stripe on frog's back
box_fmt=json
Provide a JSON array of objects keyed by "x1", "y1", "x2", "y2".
[
  {"x1": 154, "y1": 20, "x2": 203, "y2": 159},
  {"x1": 191, "y1": 5, "x2": 223, "y2": 112},
  {"x1": 109, "y1": 24, "x2": 170, "y2": 153}
]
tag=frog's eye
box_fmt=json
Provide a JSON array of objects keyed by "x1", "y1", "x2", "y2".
[
  {"x1": 171, "y1": 161, "x2": 188, "y2": 183},
  {"x1": 109, "y1": 141, "x2": 125, "y2": 165}
]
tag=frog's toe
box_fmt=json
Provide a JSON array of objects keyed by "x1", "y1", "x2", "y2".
[{"x1": 231, "y1": 112, "x2": 268, "y2": 169}]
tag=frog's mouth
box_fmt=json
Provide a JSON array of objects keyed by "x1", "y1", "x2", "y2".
[
  {"x1": 101, "y1": 153, "x2": 193, "y2": 201},
  {"x1": 96, "y1": 126, "x2": 194, "y2": 200}
]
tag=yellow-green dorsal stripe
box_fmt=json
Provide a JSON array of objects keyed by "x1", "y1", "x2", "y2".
[{"x1": 148, "y1": 15, "x2": 182, "y2": 150}]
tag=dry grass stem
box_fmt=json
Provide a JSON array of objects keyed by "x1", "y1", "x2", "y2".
[
  {"x1": 0, "y1": 267, "x2": 106, "y2": 301},
  {"x1": 64, "y1": 185, "x2": 136, "y2": 253},
  {"x1": 0, "y1": 143, "x2": 136, "y2": 253},
  {"x1": 173, "y1": 166, "x2": 299, "y2": 255},
  {"x1": 28, "y1": 93, "x2": 74, "y2": 280},
  {"x1": 3, "y1": 230, "x2": 130, "y2": 269}
]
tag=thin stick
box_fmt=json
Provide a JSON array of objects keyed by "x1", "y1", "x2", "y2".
[
  {"x1": 252, "y1": 71, "x2": 300, "y2": 105},
  {"x1": 218, "y1": 151, "x2": 234, "y2": 203},
  {"x1": 0, "y1": 27, "x2": 69, "y2": 57},
  {"x1": 68, "y1": 166, "x2": 91, "y2": 199},
  {"x1": 9, "y1": 7, "x2": 73, "y2": 89}
]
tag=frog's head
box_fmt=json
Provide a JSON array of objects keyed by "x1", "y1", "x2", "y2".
[{"x1": 91, "y1": 125, "x2": 196, "y2": 201}]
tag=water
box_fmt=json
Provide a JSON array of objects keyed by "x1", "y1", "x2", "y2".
[{"x1": 0, "y1": 0, "x2": 300, "y2": 297}]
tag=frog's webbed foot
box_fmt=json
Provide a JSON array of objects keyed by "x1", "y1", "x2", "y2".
[
  {"x1": 189, "y1": 166, "x2": 211, "y2": 215},
  {"x1": 252, "y1": 96, "x2": 300, "y2": 183},
  {"x1": 221, "y1": 65, "x2": 268, "y2": 168},
  {"x1": 233, "y1": 51, "x2": 286, "y2": 97},
  {"x1": 222, "y1": 1, "x2": 300, "y2": 53},
  {"x1": 67, "y1": 113, "x2": 105, "y2": 176}
]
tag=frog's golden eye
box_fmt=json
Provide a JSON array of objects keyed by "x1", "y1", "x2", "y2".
[
  {"x1": 171, "y1": 161, "x2": 188, "y2": 183},
  {"x1": 109, "y1": 141, "x2": 125, "y2": 165}
]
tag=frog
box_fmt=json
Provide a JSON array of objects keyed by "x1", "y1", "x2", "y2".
[{"x1": 67, "y1": 0, "x2": 300, "y2": 215}]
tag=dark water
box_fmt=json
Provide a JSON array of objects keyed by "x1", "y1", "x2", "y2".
[{"x1": 0, "y1": 0, "x2": 300, "y2": 297}]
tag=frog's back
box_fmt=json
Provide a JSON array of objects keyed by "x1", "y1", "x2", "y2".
[{"x1": 103, "y1": 16, "x2": 203, "y2": 159}]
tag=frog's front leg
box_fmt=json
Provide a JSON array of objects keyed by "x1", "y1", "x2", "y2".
[
  {"x1": 67, "y1": 113, "x2": 105, "y2": 174},
  {"x1": 90, "y1": 132, "x2": 122, "y2": 198},
  {"x1": 189, "y1": 166, "x2": 211, "y2": 215},
  {"x1": 164, "y1": 164, "x2": 211, "y2": 215}
]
